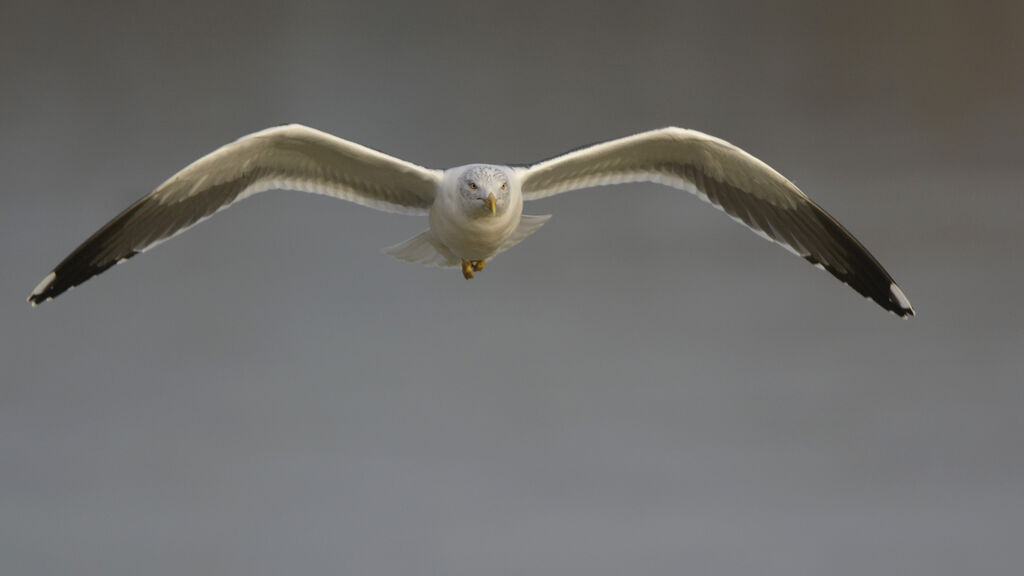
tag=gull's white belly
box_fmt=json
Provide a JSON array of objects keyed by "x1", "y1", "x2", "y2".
[{"x1": 429, "y1": 201, "x2": 521, "y2": 260}]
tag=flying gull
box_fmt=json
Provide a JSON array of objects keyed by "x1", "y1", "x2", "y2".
[{"x1": 28, "y1": 125, "x2": 914, "y2": 316}]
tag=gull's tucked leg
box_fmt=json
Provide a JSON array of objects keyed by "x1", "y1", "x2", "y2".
[
  {"x1": 471, "y1": 260, "x2": 486, "y2": 272},
  {"x1": 461, "y1": 259, "x2": 475, "y2": 279}
]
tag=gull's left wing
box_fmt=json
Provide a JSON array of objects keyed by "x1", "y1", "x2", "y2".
[
  {"x1": 517, "y1": 127, "x2": 914, "y2": 317},
  {"x1": 28, "y1": 124, "x2": 442, "y2": 305}
]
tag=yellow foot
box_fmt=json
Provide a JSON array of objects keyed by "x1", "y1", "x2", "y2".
[
  {"x1": 461, "y1": 260, "x2": 475, "y2": 279},
  {"x1": 471, "y1": 259, "x2": 487, "y2": 272}
]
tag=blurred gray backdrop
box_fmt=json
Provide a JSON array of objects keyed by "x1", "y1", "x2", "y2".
[{"x1": 2, "y1": 1, "x2": 1022, "y2": 575}]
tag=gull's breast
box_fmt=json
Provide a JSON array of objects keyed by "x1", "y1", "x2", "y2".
[{"x1": 429, "y1": 196, "x2": 522, "y2": 261}]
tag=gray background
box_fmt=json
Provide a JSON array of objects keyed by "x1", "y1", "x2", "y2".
[{"x1": 2, "y1": 1, "x2": 1022, "y2": 575}]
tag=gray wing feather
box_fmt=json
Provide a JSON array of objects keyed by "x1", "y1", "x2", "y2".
[
  {"x1": 518, "y1": 127, "x2": 914, "y2": 317},
  {"x1": 28, "y1": 124, "x2": 442, "y2": 305}
]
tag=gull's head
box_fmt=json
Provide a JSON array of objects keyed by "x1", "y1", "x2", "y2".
[{"x1": 457, "y1": 165, "x2": 511, "y2": 217}]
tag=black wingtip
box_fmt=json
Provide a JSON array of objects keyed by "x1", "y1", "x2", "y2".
[
  {"x1": 27, "y1": 271, "x2": 58, "y2": 307},
  {"x1": 888, "y1": 282, "x2": 915, "y2": 318},
  {"x1": 27, "y1": 249, "x2": 135, "y2": 307}
]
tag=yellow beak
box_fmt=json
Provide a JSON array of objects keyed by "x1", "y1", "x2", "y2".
[{"x1": 485, "y1": 192, "x2": 497, "y2": 216}]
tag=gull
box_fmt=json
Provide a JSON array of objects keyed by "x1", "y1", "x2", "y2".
[{"x1": 27, "y1": 125, "x2": 914, "y2": 316}]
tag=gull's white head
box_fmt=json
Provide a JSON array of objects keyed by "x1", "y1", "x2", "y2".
[{"x1": 457, "y1": 165, "x2": 511, "y2": 217}]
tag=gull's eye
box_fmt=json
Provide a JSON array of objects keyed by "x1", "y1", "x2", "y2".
[
  {"x1": 500, "y1": 182, "x2": 507, "y2": 190},
  {"x1": 469, "y1": 182, "x2": 477, "y2": 190}
]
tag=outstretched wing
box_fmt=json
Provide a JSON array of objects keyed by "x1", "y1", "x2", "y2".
[
  {"x1": 517, "y1": 127, "x2": 914, "y2": 317},
  {"x1": 28, "y1": 124, "x2": 442, "y2": 305}
]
